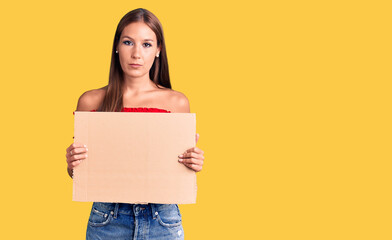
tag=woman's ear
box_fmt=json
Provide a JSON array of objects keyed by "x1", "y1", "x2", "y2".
[{"x1": 156, "y1": 46, "x2": 161, "y2": 56}]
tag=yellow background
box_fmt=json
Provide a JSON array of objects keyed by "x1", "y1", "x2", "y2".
[{"x1": 0, "y1": 0, "x2": 391, "y2": 239}]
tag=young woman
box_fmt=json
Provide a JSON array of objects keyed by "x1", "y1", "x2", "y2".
[{"x1": 65, "y1": 8, "x2": 205, "y2": 239}]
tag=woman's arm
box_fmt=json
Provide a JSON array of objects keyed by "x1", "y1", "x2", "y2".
[
  {"x1": 171, "y1": 92, "x2": 205, "y2": 172},
  {"x1": 66, "y1": 90, "x2": 103, "y2": 179}
]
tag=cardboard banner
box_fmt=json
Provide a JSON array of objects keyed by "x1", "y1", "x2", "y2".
[{"x1": 73, "y1": 111, "x2": 197, "y2": 204}]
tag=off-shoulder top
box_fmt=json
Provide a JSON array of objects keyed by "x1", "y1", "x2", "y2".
[
  {"x1": 72, "y1": 107, "x2": 170, "y2": 139},
  {"x1": 73, "y1": 107, "x2": 171, "y2": 115}
]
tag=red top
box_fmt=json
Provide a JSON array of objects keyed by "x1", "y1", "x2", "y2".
[
  {"x1": 73, "y1": 107, "x2": 171, "y2": 115},
  {"x1": 72, "y1": 107, "x2": 171, "y2": 138}
]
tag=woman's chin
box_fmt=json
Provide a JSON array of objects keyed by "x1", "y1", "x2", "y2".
[{"x1": 124, "y1": 72, "x2": 147, "y2": 79}]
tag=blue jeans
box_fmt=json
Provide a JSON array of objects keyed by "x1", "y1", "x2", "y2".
[{"x1": 86, "y1": 202, "x2": 184, "y2": 240}]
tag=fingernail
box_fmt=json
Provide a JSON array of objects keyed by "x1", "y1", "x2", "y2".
[
  {"x1": 178, "y1": 154, "x2": 183, "y2": 158},
  {"x1": 86, "y1": 148, "x2": 88, "y2": 151},
  {"x1": 84, "y1": 144, "x2": 87, "y2": 147},
  {"x1": 178, "y1": 158, "x2": 183, "y2": 162},
  {"x1": 85, "y1": 154, "x2": 88, "y2": 158}
]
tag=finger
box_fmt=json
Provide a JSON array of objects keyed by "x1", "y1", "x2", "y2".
[
  {"x1": 66, "y1": 147, "x2": 88, "y2": 160},
  {"x1": 72, "y1": 153, "x2": 88, "y2": 161},
  {"x1": 67, "y1": 153, "x2": 88, "y2": 164},
  {"x1": 67, "y1": 154, "x2": 87, "y2": 163},
  {"x1": 179, "y1": 157, "x2": 203, "y2": 166},
  {"x1": 182, "y1": 162, "x2": 202, "y2": 172},
  {"x1": 183, "y1": 147, "x2": 204, "y2": 155},
  {"x1": 179, "y1": 151, "x2": 197, "y2": 159},
  {"x1": 66, "y1": 143, "x2": 75, "y2": 152},
  {"x1": 180, "y1": 152, "x2": 205, "y2": 162},
  {"x1": 73, "y1": 142, "x2": 87, "y2": 148},
  {"x1": 69, "y1": 160, "x2": 82, "y2": 168},
  {"x1": 71, "y1": 147, "x2": 88, "y2": 155},
  {"x1": 67, "y1": 143, "x2": 87, "y2": 152}
]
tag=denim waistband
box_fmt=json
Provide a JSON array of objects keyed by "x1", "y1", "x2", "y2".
[{"x1": 92, "y1": 202, "x2": 176, "y2": 220}]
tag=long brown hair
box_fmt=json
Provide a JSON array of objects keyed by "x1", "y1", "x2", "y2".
[{"x1": 98, "y1": 8, "x2": 171, "y2": 112}]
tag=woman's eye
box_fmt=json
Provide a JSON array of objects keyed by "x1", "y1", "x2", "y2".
[
  {"x1": 143, "y1": 43, "x2": 152, "y2": 47},
  {"x1": 123, "y1": 41, "x2": 133, "y2": 45}
]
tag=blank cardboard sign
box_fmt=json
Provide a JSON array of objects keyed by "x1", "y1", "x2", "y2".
[{"x1": 73, "y1": 111, "x2": 197, "y2": 204}]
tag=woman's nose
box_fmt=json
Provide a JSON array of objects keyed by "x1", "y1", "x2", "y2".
[{"x1": 131, "y1": 46, "x2": 141, "y2": 59}]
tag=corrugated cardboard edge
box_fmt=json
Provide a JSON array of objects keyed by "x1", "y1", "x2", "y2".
[{"x1": 72, "y1": 112, "x2": 89, "y2": 201}]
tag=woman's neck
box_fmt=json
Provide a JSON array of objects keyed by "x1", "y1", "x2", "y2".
[{"x1": 122, "y1": 76, "x2": 156, "y2": 94}]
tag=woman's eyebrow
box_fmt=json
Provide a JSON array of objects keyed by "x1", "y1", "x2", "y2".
[{"x1": 122, "y1": 36, "x2": 154, "y2": 42}]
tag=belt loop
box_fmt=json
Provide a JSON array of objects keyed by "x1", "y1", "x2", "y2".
[
  {"x1": 151, "y1": 204, "x2": 157, "y2": 219},
  {"x1": 113, "y1": 203, "x2": 119, "y2": 219}
]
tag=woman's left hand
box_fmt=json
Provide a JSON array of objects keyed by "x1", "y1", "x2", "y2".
[{"x1": 178, "y1": 133, "x2": 205, "y2": 172}]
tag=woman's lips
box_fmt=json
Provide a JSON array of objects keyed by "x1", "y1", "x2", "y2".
[{"x1": 129, "y1": 64, "x2": 142, "y2": 67}]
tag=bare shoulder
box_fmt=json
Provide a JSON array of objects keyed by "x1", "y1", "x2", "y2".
[
  {"x1": 166, "y1": 89, "x2": 190, "y2": 113},
  {"x1": 76, "y1": 87, "x2": 106, "y2": 111}
]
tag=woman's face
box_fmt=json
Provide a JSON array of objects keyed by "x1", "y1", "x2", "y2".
[{"x1": 117, "y1": 22, "x2": 160, "y2": 80}]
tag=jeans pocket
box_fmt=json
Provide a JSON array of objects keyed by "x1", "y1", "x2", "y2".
[
  {"x1": 88, "y1": 203, "x2": 113, "y2": 227},
  {"x1": 156, "y1": 204, "x2": 182, "y2": 228}
]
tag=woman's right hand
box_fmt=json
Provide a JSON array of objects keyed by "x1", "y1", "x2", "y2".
[{"x1": 66, "y1": 143, "x2": 88, "y2": 171}]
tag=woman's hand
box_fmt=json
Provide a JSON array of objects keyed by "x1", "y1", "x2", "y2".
[
  {"x1": 66, "y1": 143, "x2": 88, "y2": 175},
  {"x1": 178, "y1": 133, "x2": 205, "y2": 172}
]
